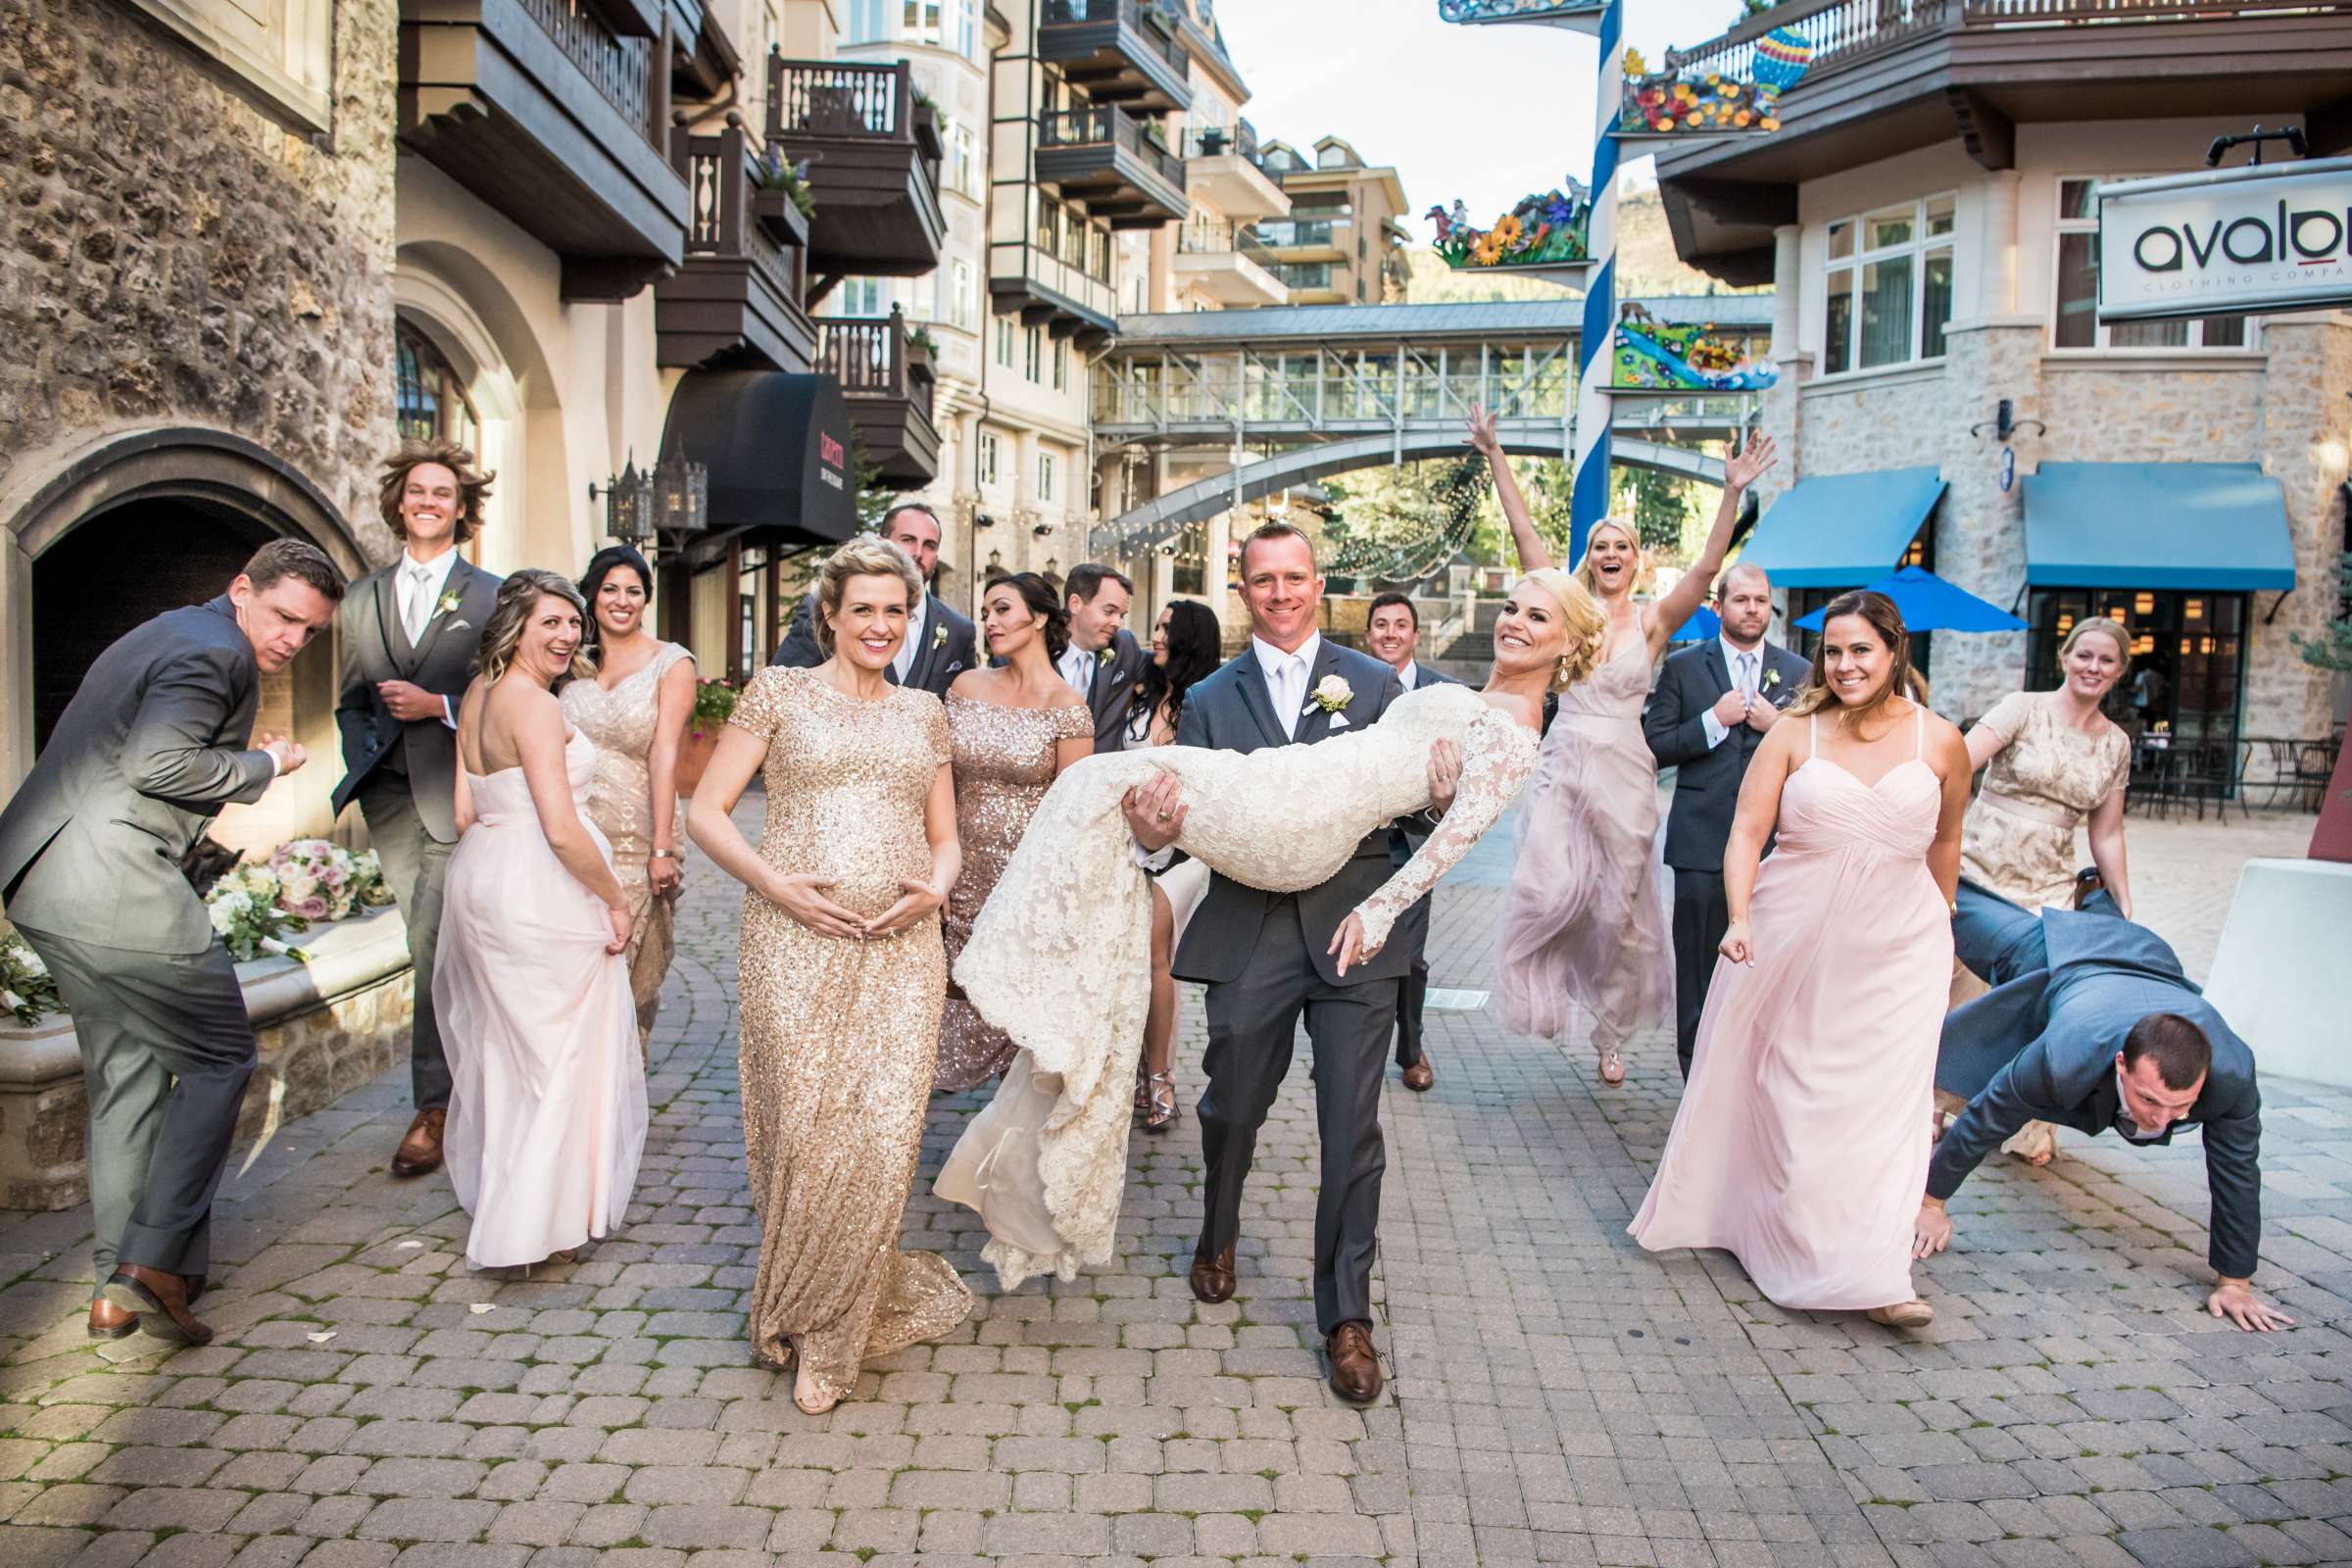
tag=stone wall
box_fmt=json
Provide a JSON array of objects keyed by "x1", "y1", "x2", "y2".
[{"x1": 0, "y1": 0, "x2": 399, "y2": 555}]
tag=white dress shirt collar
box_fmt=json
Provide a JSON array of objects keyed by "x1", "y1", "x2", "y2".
[
  {"x1": 1720, "y1": 635, "x2": 1764, "y2": 688},
  {"x1": 1394, "y1": 660, "x2": 1420, "y2": 692},
  {"x1": 399, "y1": 548, "x2": 460, "y2": 605},
  {"x1": 894, "y1": 594, "x2": 931, "y2": 684},
  {"x1": 1251, "y1": 630, "x2": 1321, "y2": 687}
]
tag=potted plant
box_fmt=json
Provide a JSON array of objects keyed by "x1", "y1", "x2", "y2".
[
  {"x1": 910, "y1": 88, "x2": 945, "y2": 162},
  {"x1": 906, "y1": 322, "x2": 939, "y2": 369},
  {"x1": 751, "y1": 151, "x2": 815, "y2": 250},
  {"x1": 677, "y1": 677, "x2": 739, "y2": 796}
]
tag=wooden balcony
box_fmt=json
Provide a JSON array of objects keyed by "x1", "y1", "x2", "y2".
[
  {"x1": 1034, "y1": 105, "x2": 1189, "y2": 228},
  {"x1": 399, "y1": 0, "x2": 690, "y2": 302},
  {"x1": 1037, "y1": 0, "x2": 1192, "y2": 114},
  {"x1": 768, "y1": 56, "x2": 947, "y2": 281},
  {"x1": 654, "y1": 123, "x2": 816, "y2": 372},
  {"x1": 1653, "y1": 0, "x2": 2352, "y2": 282},
  {"x1": 819, "y1": 313, "x2": 941, "y2": 489},
  {"x1": 990, "y1": 239, "x2": 1117, "y2": 347}
]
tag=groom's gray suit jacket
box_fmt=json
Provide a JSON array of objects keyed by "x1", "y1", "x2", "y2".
[{"x1": 1168, "y1": 639, "x2": 1409, "y2": 989}]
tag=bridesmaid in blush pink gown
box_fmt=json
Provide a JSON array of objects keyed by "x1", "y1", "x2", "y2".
[
  {"x1": 1469, "y1": 408, "x2": 1779, "y2": 1084},
  {"x1": 1631, "y1": 591, "x2": 1969, "y2": 1326},
  {"x1": 437, "y1": 570, "x2": 648, "y2": 1273}
]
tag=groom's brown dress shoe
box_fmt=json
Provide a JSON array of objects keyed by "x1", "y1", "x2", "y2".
[
  {"x1": 1326, "y1": 1322, "x2": 1382, "y2": 1403},
  {"x1": 100, "y1": 1265, "x2": 213, "y2": 1346},
  {"x1": 1189, "y1": 1244, "x2": 1236, "y2": 1304},
  {"x1": 1401, "y1": 1059, "x2": 1434, "y2": 1092},
  {"x1": 392, "y1": 1108, "x2": 447, "y2": 1177},
  {"x1": 2072, "y1": 866, "x2": 2104, "y2": 910},
  {"x1": 86, "y1": 1297, "x2": 137, "y2": 1341}
]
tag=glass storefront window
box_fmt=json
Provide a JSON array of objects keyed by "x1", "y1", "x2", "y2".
[{"x1": 2028, "y1": 587, "x2": 2247, "y2": 754}]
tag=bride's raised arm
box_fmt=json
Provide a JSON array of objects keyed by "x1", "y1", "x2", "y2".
[
  {"x1": 1332, "y1": 710, "x2": 1540, "y2": 973},
  {"x1": 1466, "y1": 407, "x2": 1553, "y2": 574},
  {"x1": 1642, "y1": 428, "x2": 1778, "y2": 654}
]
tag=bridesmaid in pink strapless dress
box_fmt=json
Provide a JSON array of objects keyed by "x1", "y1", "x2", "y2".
[
  {"x1": 1631, "y1": 707, "x2": 1954, "y2": 1316},
  {"x1": 1496, "y1": 638, "x2": 1673, "y2": 1066}
]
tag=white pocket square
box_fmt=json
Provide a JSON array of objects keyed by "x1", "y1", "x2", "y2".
[
  {"x1": 445, "y1": 619, "x2": 471, "y2": 632},
  {"x1": 1328, "y1": 712, "x2": 1350, "y2": 729}
]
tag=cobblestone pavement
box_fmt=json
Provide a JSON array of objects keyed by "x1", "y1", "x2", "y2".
[{"x1": 0, "y1": 800, "x2": 2343, "y2": 1568}]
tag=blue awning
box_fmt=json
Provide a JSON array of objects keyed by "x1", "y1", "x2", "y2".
[
  {"x1": 2024, "y1": 463, "x2": 2295, "y2": 591},
  {"x1": 1734, "y1": 467, "x2": 1945, "y2": 589}
]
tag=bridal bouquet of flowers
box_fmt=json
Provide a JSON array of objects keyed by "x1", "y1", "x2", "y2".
[
  {"x1": 270, "y1": 839, "x2": 368, "y2": 921},
  {"x1": 0, "y1": 932, "x2": 64, "y2": 1025},
  {"x1": 205, "y1": 864, "x2": 311, "y2": 963}
]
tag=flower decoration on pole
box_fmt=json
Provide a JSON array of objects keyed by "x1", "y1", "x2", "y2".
[
  {"x1": 1427, "y1": 182, "x2": 1593, "y2": 280},
  {"x1": 1611, "y1": 35, "x2": 1808, "y2": 141}
]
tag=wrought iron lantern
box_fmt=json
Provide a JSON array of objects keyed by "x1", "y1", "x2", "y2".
[
  {"x1": 654, "y1": 453, "x2": 708, "y2": 535},
  {"x1": 590, "y1": 458, "x2": 654, "y2": 542}
]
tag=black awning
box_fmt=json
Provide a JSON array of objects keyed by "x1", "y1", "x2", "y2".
[{"x1": 662, "y1": 368, "x2": 858, "y2": 552}]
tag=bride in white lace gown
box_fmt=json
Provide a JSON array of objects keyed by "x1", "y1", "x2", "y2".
[{"x1": 940, "y1": 566, "x2": 1607, "y2": 1289}]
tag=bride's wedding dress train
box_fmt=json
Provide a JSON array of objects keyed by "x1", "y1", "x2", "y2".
[{"x1": 939, "y1": 682, "x2": 1539, "y2": 1288}]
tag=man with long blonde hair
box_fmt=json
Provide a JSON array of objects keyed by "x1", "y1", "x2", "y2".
[{"x1": 333, "y1": 439, "x2": 503, "y2": 1180}]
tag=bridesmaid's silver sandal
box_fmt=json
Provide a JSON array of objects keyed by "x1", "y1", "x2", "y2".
[
  {"x1": 1595, "y1": 1041, "x2": 1626, "y2": 1087},
  {"x1": 1142, "y1": 1071, "x2": 1178, "y2": 1134}
]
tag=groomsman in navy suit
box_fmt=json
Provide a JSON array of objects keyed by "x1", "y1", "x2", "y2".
[
  {"x1": 1363, "y1": 591, "x2": 1458, "y2": 1093},
  {"x1": 1642, "y1": 564, "x2": 1809, "y2": 1077}
]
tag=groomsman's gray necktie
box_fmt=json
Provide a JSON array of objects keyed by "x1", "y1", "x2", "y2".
[{"x1": 404, "y1": 564, "x2": 433, "y2": 645}]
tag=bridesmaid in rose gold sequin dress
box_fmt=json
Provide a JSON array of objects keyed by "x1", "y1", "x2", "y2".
[
  {"x1": 936, "y1": 574, "x2": 1094, "y2": 1091},
  {"x1": 685, "y1": 542, "x2": 971, "y2": 1415}
]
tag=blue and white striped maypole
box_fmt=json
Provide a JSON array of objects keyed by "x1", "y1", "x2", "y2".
[{"x1": 1569, "y1": 0, "x2": 1623, "y2": 562}]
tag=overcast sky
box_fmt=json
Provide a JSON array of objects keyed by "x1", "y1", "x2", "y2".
[{"x1": 1214, "y1": 0, "x2": 1739, "y2": 230}]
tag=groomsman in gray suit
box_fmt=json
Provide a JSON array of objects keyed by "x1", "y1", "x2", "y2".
[
  {"x1": 1054, "y1": 564, "x2": 1148, "y2": 752},
  {"x1": 1363, "y1": 591, "x2": 1459, "y2": 1093},
  {"x1": 0, "y1": 540, "x2": 343, "y2": 1344},
  {"x1": 773, "y1": 504, "x2": 975, "y2": 695},
  {"x1": 333, "y1": 441, "x2": 501, "y2": 1178},
  {"x1": 1642, "y1": 564, "x2": 1809, "y2": 1078},
  {"x1": 1128, "y1": 523, "x2": 1458, "y2": 1404}
]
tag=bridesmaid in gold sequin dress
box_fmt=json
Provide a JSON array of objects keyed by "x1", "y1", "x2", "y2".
[
  {"x1": 686, "y1": 539, "x2": 971, "y2": 1415},
  {"x1": 936, "y1": 573, "x2": 1094, "y2": 1093},
  {"x1": 563, "y1": 548, "x2": 696, "y2": 1052}
]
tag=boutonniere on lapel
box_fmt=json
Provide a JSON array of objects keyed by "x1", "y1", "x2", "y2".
[
  {"x1": 1763, "y1": 667, "x2": 1783, "y2": 693},
  {"x1": 1097, "y1": 646, "x2": 1117, "y2": 668},
  {"x1": 932, "y1": 624, "x2": 949, "y2": 653},
  {"x1": 1304, "y1": 674, "x2": 1353, "y2": 717},
  {"x1": 434, "y1": 588, "x2": 464, "y2": 621}
]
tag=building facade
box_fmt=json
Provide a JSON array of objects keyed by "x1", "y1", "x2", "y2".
[
  {"x1": 1655, "y1": 0, "x2": 2352, "y2": 771},
  {"x1": 1254, "y1": 136, "x2": 1411, "y2": 308}
]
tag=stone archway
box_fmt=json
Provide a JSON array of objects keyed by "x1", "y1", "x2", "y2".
[{"x1": 3, "y1": 426, "x2": 365, "y2": 834}]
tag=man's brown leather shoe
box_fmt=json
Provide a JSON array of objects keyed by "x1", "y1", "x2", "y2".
[
  {"x1": 86, "y1": 1297, "x2": 136, "y2": 1341},
  {"x1": 391, "y1": 1107, "x2": 447, "y2": 1177},
  {"x1": 1326, "y1": 1322, "x2": 1382, "y2": 1403},
  {"x1": 1401, "y1": 1058, "x2": 1434, "y2": 1092},
  {"x1": 2072, "y1": 866, "x2": 2104, "y2": 911},
  {"x1": 100, "y1": 1265, "x2": 212, "y2": 1346},
  {"x1": 1189, "y1": 1243, "x2": 1236, "y2": 1304}
]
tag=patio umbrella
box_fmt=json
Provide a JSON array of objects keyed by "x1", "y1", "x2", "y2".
[
  {"x1": 1669, "y1": 605, "x2": 1720, "y2": 641},
  {"x1": 1790, "y1": 565, "x2": 2027, "y2": 633}
]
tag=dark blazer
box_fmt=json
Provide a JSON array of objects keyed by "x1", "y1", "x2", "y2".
[
  {"x1": 1077, "y1": 628, "x2": 1150, "y2": 753},
  {"x1": 773, "y1": 586, "x2": 976, "y2": 698},
  {"x1": 1170, "y1": 639, "x2": 1407, "y2": 989},
  {"x1": 1931, "y1": 881, "x2": 2262, "y2": 1278},
  {"x1": 332, "y1": 556, "x2": 501, "y2": 841},
  {"x1": 1642, "y1": 638, "x2": 1809, "y2": 871},
  {"x1": 0, "y1": 597, "x2": 275, "y2": 955}
]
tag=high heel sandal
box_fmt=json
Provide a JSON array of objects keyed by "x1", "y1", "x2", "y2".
[
  {"x1": 792, "y1": 1363, "x2": 841, "y2": 1416},
  {"x1": 1594, "y1": 1040, "x2": 1626, "y2": 1087},
  {"x1": 1866, "y1": 1300, "x2": 1935, "y2": 1330},
  {"x1": 1142, "y1": 1070, "x2": 1178, "y2": 1133}
]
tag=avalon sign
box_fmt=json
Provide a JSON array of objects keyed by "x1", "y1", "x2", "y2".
[{"x1": 2098, "y1": 157, "x2": 2352, "y2": 323}]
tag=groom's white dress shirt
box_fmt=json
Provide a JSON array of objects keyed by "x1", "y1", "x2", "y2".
[
  {"x1": 1698, "y1": 635, "x2": 1768, "y2": 751},
  {"x1": 1253, "y1": 631, "x2": 1321, "y2": 742},
  {"x1": 393, "y1": 548, "x2": 463, "y2": 729},
  {"x1": 1392, "y1": 660, "x2": 1422, "y2": 693},
  {"x1": 894, "y1": 596, "x2": 932, "y2": 685},
  {"x1": 1057, "y1": 642, "x2": 1097, "y2": 697}
]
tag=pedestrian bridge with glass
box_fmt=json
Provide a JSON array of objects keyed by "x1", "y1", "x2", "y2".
[{"x1": 1090, "y1": 295, "x2": 1770, "y2": 549}]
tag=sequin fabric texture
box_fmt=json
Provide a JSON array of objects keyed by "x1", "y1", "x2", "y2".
[
  {"x1": 934, "y1": 690, "x2": 1093, "y2": 1093},
  {"x1": 724, "y1": 666, "x2": 972, "y2": 1397},
  {"x1": 561, "y1": 640, "x2": 694, "y2": 1049}
]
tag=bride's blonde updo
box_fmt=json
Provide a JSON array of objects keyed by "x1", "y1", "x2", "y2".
[{"x1": 1512, "y1": 566, "x2": 1608, "y2": 690}]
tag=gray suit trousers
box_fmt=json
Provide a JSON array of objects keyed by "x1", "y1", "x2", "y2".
[
  {"x1": 1197, "y1": 899, "x2": 1397, "y2": 1334},
  {"x1": 360, "y1": 775, "x2": 455, "y2": 1109},
  {"x1": 18, "y1": 923, "x2": 255, "y2": 1289}
]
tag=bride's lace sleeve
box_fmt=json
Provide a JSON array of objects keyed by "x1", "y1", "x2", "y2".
[{"x1": 1354, "y1": 716, "x2": 1538, "y2": 956}]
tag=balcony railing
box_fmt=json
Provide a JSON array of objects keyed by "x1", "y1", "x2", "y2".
[
  {"x1": 1178, "y1": 220, "x2": 1277, "y2": 269},
  {"x1": 818, "y1": 315, "x2": 936, "y2": 425},
  {"x1": 515, "y1": 0, "x2": 657, "y2": 143},
  {"x1": 1665, "y1": 0, "x2": 2350, "y2": 91},
  {"x1": 1181, "y1": 120, "x2": 1261, "y2": 165},
  {"x1": 768, "y1": 57, "x2": 909, "y2": 140},
  {"x1": 991, "y1": 241, "x2": 1117, "y2": 323},
  {"x1": 1039, "y1": 105, "x2": 1187, "y2": 193},
  {"x1": 1041, "y1": 0, "x2": 1186, "y2": 75},
  {"x1": 1255, "y1": 217, "x2": 1344, "y2": 250}
]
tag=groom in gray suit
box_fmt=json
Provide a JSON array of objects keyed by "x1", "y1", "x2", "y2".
[
  {"x1": 333, "y1": 441, "x2": 501, "y2": 1178},
  {"x1": 0, "y1": 540, "x2": 343, "y2": 1344},
  {"x1": 1128, "y1": 522, "x2": 1455, "y2": 1404}
]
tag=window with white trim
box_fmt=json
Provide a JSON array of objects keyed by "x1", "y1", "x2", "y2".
[
  {"x1": 952, "y1": 0, "x2": 979, "y2": 57},
  {"x1": 994, "y1": 318, "x2": 1013, "y2": 368},
  {"x1": 979, "y1": 431, "x2": 1001, "y2": 486},
  {"x1": 1024, "y1": 325, "x2": 1043, "y2": 382},
  {"x1": 948, "y1": 261, "x2": 977, "y2": 332},
  {"x1": 948, "y1": 122, "x2": 981, "y2": 199},
  {"x1": 2052, "y1": 176, "x2": 2248, "y2": 351},
  {"x1": 845, "y1": 0, "x2": 888, "y2": 42},
  {"x1": 902, "y1": 0, "x2": 941, "y2": 45},
  {"x1": 1823, "y1": 194, "x2": 1954, "y2": 375},
  {"x1": 836, "y1": 276, "x2": 888, "y2": 317},
  {"x1": 1053, "y1": 339, "x2": 1068, "y2": 391},
  {"x1": 1039, "y1": 453, "x2": 1056, "y2": 503}
]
